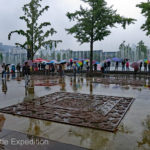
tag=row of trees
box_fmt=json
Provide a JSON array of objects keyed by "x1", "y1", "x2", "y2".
[
  {"x1": 118, "y1": 40, "x2": 149, "y2": 61},
  {"x1": 39, "y1": 51, "x2": 64, "y2": 61},
  {"x1": 8, "y1": 0, "x2": 150, "y2": 73}
]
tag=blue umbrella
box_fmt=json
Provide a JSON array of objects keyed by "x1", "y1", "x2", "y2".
[
  {"x1": 47, "y1": 60, "x2": 57, "y2": 64},
  {"x1": 73, "y1": 58, "x2": 78, "y2": 61},
  {"x1": 60, "y1": 60, "x2": 67, "y2": 64},
  {"x1": 112, "y1": 57, "x2": 122, "y2": 62},
  {"x1": 95, "y1": 61, "x2": 100, "y2": 64}
]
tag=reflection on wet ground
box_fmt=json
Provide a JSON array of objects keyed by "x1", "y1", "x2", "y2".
[{"x1": 0, "y1": 74, "x2": 150, "y2": 150}]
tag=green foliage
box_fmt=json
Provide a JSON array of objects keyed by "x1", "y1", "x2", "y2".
[
  {"x1": 118, "y1": 40, "x2": 148, "y2": 61},
  {"x1": 8, "y1": 0, "x2": 61, "y2": 60},
  {"x1": 57, "y1": 53, "x2": 61, "y2": 61},
  {"x1": 66, "y1": 0, "x2": 135, "y2": 43},
  {"x1": 51, "y1": 52, "x2": 55, "y2": 59},
  {"x1": 62, "y1": 53, "x2": 66, "y2": 60},
  {"x1": 66, "y1": 0, "x2": 135, "y2": 72},
  {"x1": 0, "y1": 53, "x2": 3, "y2": 62},
  {"x1": 137, "y1": 40, "x2": 148, "y2": 59},
  {"x1": 136, "y1": 1, "x2": 150, "y2": 36}
]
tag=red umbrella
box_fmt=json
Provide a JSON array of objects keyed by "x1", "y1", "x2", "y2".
[
  {"x1": 130, "y1": 62, "x2": 140, "y2": 69},
  {"x1": 33, "y1": 58, "x2": 48, "y2": 63}
]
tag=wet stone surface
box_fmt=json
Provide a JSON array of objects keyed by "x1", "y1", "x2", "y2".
[
  {"x1": 93, "y1": 76, "x2": 150, "y2": 87},
  {"x1": 0, "y1": 92, "x2": 134, "y2": 132},
  {"x1": 33, "y1": 80, "x2": 59, "y2": 86},
  {"x1": 0, "y1": 129, "x2": 88, "y2": 150}
]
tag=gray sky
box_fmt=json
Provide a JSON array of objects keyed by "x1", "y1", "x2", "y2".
[{"x1": 0, "y1": 0, "x2": 149, "y2": 51}]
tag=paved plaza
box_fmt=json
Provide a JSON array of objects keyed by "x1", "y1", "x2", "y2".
[{"x1": 0, "y1": 74, "x2": 150, "y2": 150}]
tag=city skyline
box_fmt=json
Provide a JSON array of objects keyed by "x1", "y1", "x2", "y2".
[{"x1": 0, "y1": 0, "x2": 149, "y2": 52}]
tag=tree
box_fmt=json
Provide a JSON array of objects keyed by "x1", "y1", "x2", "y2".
[
  {"x1": 57, "y1": 53, "x2": 61, "y2": 61},
  {"x1": 136, "y1": 1, "x2": 150, "y2": 37},
  {"x1": 62, "y1": 53, "x2": 66, "y2": 60},
  {"x1": 8, "y1": 0, "x2": 61, "y2": 60},
  {"x1": 66, "y1": 0, "x2": 135, "y2": 73},
  {"x1": 69, "y1": 50, "x2": 73, "y2": 59},
  {"x1": 0, "y1": 53, "x2": 3, "y2": 63},
  {"x1": 51, "y1": 51, "x2": 55, "y2": 60},
  {"x1": 137, "y1": 41, "x2": 148, "y2": 59}
]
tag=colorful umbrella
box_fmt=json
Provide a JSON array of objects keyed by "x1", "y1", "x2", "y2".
[
  {"x1": 60, "y1": 60, "x2": 67, "y2": 64},
  {"x1": 105, "y1": 59, "x2": 111, "y2": 62},
  {"x1": 84, "y1": 59, "x2": 89, "y2": 64},
  {"x1": 48, "y1": 60, "x2": 57, "y2": 64},
  {"x1": 33, "y1": 58, "x2": 48, "y2": 63},
  {"x1": 85, "y1": 59, "x2": 89, "y2": 62},
  {"x1": 76, "y1": 61, "x2": 83, "y2": 66},
  {"x1": 42, "y1": 61, "x2": 48, "y2": 64},
  {"x1": 130, "y1": 62, "x2": 140, "y2": 69},
  {"x1": 23, "y1": 60, "x2": 33, "y2": 66},
  {"x1": 95, "y1": 61, "x2": 100, "y2": 64},
  {"x1": 73, "y1": 58, "x2": 78, "y2": 61},
  {"x1": 138, "y1": 60, "x2": 143, "y2": 63},
  {"x1": 112, "y1": 57, "x2": 122, "y2": 62},
  {"x1": 144, "y1": 59, "x2": 148, "y2": 64}
]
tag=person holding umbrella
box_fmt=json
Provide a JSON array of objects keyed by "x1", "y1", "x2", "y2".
[
  {"x1": 140, "y1": 62, "x2": 143, "y2": 71},
  {"x1": 126, "y1": 61, "x2": 130, "y2": 71},
  {"x1": 122, "y1": 60, "x2": 125, "y2": 71},
  {"x1": 16, "y1": 63, "x2": 21, "y2": 73},
  {"x1": 1, "y1": 63, "x2": 6, "y2": 79},
  {"x1": 73, "y1": 62, "x2": 77, "y2": 77},
  {"x1": 94, "y1": 63, "x2": 97, "y2": 71},
  {"x1": 144, "y1": 61, "x2": 147, "y2": 72},
  {"x1": 107, "y1": 61, "x2": 111, "y2": 71},
  {"x1": 131, "y1": 62, "x2": 139, "y2": 74},
  {"x1": 115, "y1": 61, "x2": 119, "y2": 71}
]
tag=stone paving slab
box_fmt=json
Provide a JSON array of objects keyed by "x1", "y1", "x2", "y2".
[
  {"x1": 0, "y1": 129, "x2": 88, "y2": 150},
  {"x1": 0, "y1": 92, "x2": 134, "y2": 132},
  {"x1": 93, "y1": 77, "x2": 149, "y2": 87},
  {"x1": 34, "y1": 80, "x2": 59, "y2": 87}
]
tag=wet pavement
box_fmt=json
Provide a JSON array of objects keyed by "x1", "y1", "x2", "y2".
[
  {"x1": 0, "y1": 129, "x2": 87, "y2": 150},
  {"x1": 0, "y1": 74, "x2": 150, "y2": 150},
  {"x1": 0, "y1": 92, "x2": 134, "y2": 132}
]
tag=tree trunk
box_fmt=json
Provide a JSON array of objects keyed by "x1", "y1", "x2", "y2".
[
  {"x1": 90, "y1": 38, "x2": 93, "y2": 74},
  {"x1": 27, "y1": 50, "x2": 31, "y2": 60}
]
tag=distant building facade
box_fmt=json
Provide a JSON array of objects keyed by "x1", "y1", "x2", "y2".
[{"x1": 0, "y1": 42, "x2": 27, "y2": 64}]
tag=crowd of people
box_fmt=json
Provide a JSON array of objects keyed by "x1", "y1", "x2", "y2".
[
  {"x1": 1, "y1": 59, "x2": 150, "y2": 80},
  {"x1": 101, "y1": 60, "x2": 150, "y2": 73}
]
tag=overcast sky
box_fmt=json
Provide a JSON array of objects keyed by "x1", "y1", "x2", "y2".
[{"x1": 0, "y1": 0, "x2": 149, "y2": 51}]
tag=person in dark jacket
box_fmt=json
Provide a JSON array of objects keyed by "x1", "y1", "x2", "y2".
[
  {"x1": 144, "y1": 62, "x2": 147, "y2": 72},
  {"x1": 16, "y1": 63, "x2": 21, "y2": 73},
  {"x1": 115, "y1": 61, "x2": 119, "y2": 71},
  {"x1": 23, "y1": 62, "x2": 30, "y2": 75},
  {"x1": 23, "y1": 62, "x2": 30, "y2": 87},
  {"x1": 94, "y1": 63, "x2": 97, "y2": 71},
  {"x1": 139, "y1": 62, "x2": 142, "y2": 71},
  {"x1": 1, "y1": 63, "x2": 6, "y2": 79}
]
